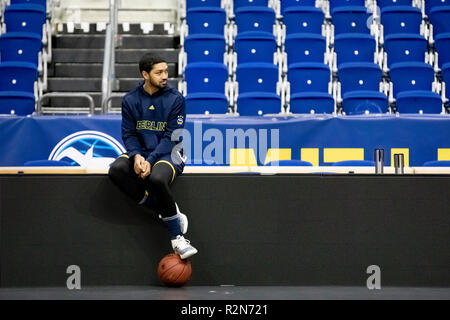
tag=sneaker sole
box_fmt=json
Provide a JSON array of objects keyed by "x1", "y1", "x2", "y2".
[{"x1": 179, "y1": 248, "x2": 198, "y2": 260}]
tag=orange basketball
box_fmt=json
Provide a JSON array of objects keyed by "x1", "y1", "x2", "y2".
[{"x1": 157, "y1": 253, "x2": 192, "y2": 287}]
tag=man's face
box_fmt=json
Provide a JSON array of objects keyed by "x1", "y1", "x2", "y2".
[{"x1": 143, "y1": 62, "x2": 168, "y2": 89}]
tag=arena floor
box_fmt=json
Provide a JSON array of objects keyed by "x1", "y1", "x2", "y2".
[{"x1": 0, "y1": 286, "x2": 449, "y2": 300}]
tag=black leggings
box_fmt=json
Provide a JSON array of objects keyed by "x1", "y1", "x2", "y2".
[{"x1": 108, "y1": 156, "x2": 177, "y2": 218}]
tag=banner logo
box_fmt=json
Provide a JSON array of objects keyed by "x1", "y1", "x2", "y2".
[{"x1": 49, "y1": 130, "x2": 126, "y2": 169}]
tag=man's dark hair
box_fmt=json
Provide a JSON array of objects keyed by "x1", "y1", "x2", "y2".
[{"x1": 139, "y1": 53, "x2": 166, "y2": 73}]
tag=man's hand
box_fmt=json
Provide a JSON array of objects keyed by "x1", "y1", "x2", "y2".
[
  {"x1": 139, "y1": 161, "x2": 151, "y2": 179},
  {"x1": 134, "y1": 154, "x2": 146, "y2": 175}
]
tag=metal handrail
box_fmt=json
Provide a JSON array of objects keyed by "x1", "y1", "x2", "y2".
[
  {"x1": 38, "y1": 92, "x2": 95, "y2": 114},
  {"x1": 101, "y1": 0, "x2": 119, "y2": 114},
  {"x1": 102, "y1": 92, "x2": 125, "y2": 113}
]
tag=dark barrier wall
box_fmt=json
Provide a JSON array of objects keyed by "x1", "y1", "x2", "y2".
[{"x1": 1, "y1": 174, "x2": 449, "y2": 287}]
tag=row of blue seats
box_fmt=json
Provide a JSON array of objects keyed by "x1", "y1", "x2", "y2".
[{"x1": 0, "y1": 1, "x2": 47, "y2": 115}]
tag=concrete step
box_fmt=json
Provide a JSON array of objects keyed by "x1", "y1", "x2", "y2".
[
  {"x1": 53, "y1": 34, "x2": 179, "y2": 49},
  {"x1": 47, "y1": 78, "x2": 179, "y2": 92},
  {"x1": 51, "y1": 63, "x2": 177, "y2": 78},
  {"x1": 56, "y1": 23, "x2": 173, "y2": 35},
  {"x1": 52, "y1": 48, "x2": 179, "y2": 63}
]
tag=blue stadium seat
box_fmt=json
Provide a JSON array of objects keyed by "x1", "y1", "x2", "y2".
[
  {"x1": 282, "y1": 7, "x2": 324, "y2": 35},
  {"x1": 383, "y1": 34, "x2": 427, "y2": 67},
  {"x1": 0, "y1": 91, "x2": 35, "y2": 115},
  {"x1": 329, "y1": 0, "x2": 365, "y2": 14},
  {"x1": 186, "y1": 7, "x2": 227, "y2": 35},
  {"x1": 234, "y1": 31, "x2": 277, "y2": 64},
  {"x1": 429, "y1": 7, "x2": 450, "y2": 37},
  {"x1": 425, "y1": 0, "x2": 450, "y2": 16},
  {"x1": 377, "y1": 0, "x2": 413, "y2": 9},
  {"x1": 234, "y1": 0, "x2": 269, "y2": 12},
  {"x1": 184, "y1": 62, "x2": 229, "y2": 114},
  {"x1": 435, "y1": 33, "x2": 450, "y2": 67},
  {"x1": 380, "y1": 6, "x2": 423, "y2": 36},
  {"x1": 338, "y1": 62, "x2": 383, "y2": 95},
  {"x1": 265, "y1": 160, "x2": 313, "y2": 166},
  {"x1": 334, "y1": 34, "x2": 376, "y2": 65},
  {"x1": 0, "y1": 61, "x2": 38, "y2": 93},
  {"x1": 389, "y1": 62, "x2": 443, "y2": 113},
  {"x1": 234, "y1": 6, "x2": 276, "y2": 34},
  {"x1": 440, "y1": 62, "x2": 450, "y2": 103},
  {"x1": 342, "y1": 91, "x2": 389, "y2": 114},
  {"x1": 0, "y1": 32, "x2": 42, "y2": 66},
  {"x1": 332, "y1": 6, "x2": 372, "y2": 35},
  {"x1": 4, "y1": 4, "x2": 46, "y2": 37},
  {"x1": 284, "y1": 33, "x2": 327, "y2": 65},
  {"x1": 236, "y1": 62, "x2": 281, "y2": 115},
  {"x1": 287, "y1": 62, "x2": 335, "y2": 114},
  {"x1": 184, "y1": 34, "x2": 227, "y2": 64},
  {"x1": 280, "y1": 0, "x2": 316, "y2": 16},
  {"x1": 423, "y1": 160, "x2": 450, "y2": 166},
  {"x1": 10, "y1": 0, "x2": 47, "y2": 11},
  {"x1": 186, "y1": 0, "x2": 222, "y2": 10},
  {"x1": 331, "y1": 160, "x2": 375, "y2": 166}
]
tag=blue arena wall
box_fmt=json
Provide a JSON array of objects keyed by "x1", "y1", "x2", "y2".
[{"x1": 1, "y1": 115, "x2": 450, "y2": 166}]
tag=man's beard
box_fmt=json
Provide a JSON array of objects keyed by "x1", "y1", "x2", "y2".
[{"x1": 150, "y1": 78, "x2": 167, "y2": 89}]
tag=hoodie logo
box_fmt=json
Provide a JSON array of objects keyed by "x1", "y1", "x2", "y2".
[
  {"x1": 177, "y1": 115, "x2": 184, "y2": 125},
  {"x1": 149, "y1": 105, "x2": 155, "y2": 110}
]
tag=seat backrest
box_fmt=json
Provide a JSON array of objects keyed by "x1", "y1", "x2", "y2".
[
  {"x1": 10, "y1": 0, "x2": 47, "y2": 11},
  {"x1": 287, "y1": 62, "x2": 331, "y2": 94},
  {"x1": 381, "y1": 6, "x2": 422, "y2": 36},
  {"x1": 4, "y1": 4, "x2": 46, "y2": 37},
  {"x1": 440, "y1": 62, "x2": 450, "y2": 101},
  {"x1": 186, "y1": 0, "x2": 222, "y2": 10},
  {"x1": 429, "y1": 7, "x2": 450, "y2": 37},
  {"x1": 234, "y1": 32, "x2": 277, "y2": 64},
  {"x1": 236, "y1": 62, "x2": 279, "y2": 93},
  {"x1": 377, "y1": 0, "x2": 413, "y2": 9},
  {"x1": 332, "y1": 6, "x2": 372, "y2": 35},
  {"x1": 283, "y1": 7, "x2": 324, "y2": 35},
  {"x1": 285, "y1": 33, "x2": 327, "y2": 65},
  {"x1": 384, "y1": 34, "x2": 427, "y2": 67},
  {"x1": 338, "y1": 62, "x2": 382, "y2": 95},
  {"x1": 184, "y1": 34, "x2": 226, "y2": 64},
  {"x1": 425, "y1": 0, "x2": 450, "y2": 16},
  {"x1": 435, "y1": 33, "x2": 450, "y2": 67},
  {"x1": 234, "y1": 0, "x2": 269, "y2": 12},
  {"x1": 0, "y1": 32, "x2": 42, "y2": 66},
  {"x1": 330, "y1": 0, "x2": 365, "y2": 14},
  {"x1": 185, "y1": 62, "x2": 228, "y2": 93},
  {"x1": 234, "y1": 7, "x2": 276, "y2": 34},
  {"x1": 389, "y1": 62, "x2": 435, "y2": 97},
  {"x1": 281, "y1": 0, "x2": 316, "y2": 16},
  {"x1": 186, "y1": 7, "x2": 227, "y2": 35},
  {"x1": 334, "y1": 34, "x2": 376, "y2": 65},
  {"x1": 0, "y1": 62, "x2": 38, "y2": 93}
]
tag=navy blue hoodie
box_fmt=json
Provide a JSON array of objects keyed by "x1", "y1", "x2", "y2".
[{"x1": 121, "y1": 83, "x2": 186, "y2": 166}]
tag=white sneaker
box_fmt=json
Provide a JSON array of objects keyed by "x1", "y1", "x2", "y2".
[
  {"x1": 171, "y1": 235, "x2": 198, "y2": 259},
  {"x1": 175, "y1": 203, "x2": 188, "y2": 234}
]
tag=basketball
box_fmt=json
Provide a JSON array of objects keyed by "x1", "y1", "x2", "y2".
[{"x1": 157, "y1": 253, "x2": 192, "y2": 287}]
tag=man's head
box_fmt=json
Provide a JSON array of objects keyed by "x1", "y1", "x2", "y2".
[{"x1": 139, "y1": 53, "x2": 168, "y2": 91}]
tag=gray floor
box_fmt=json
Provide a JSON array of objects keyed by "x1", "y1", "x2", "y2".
[{"x1": 0, "y1": 286, "x2": 449, "y2": 300}]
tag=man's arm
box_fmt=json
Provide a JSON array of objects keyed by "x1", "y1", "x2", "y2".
[
  {"x1": 121, "y1": 97, "x2": 143, "y2": 159},
  {"x1": 146, "y1": 95, "x2": 186, "y2": 167}
]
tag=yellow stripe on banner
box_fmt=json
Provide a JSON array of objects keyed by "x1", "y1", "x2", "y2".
[
  {"x1": 230, "y1": 149, "x2": 257, "y2": 166},
  {"x1": 301, "y1": 148, "x2": 319, "y2": 166},
  {"x1": 391, "y1": 148, "x2": 409, "y2": 167},
  {"x1": 154, "y1": 160, "x2": 176, "y2": 183},
  {"x1": 264, "y1": 148, "x2": 291, "y2": 165},
  {"x1": 323, "y1": 148, "x2": 365, "y2": 163},
  {"x1": 119, "y1": 154, "x2": 129, "y2": 159},
  {"x1": 438, "y1": 149, "x2": 450, "y2": 161}
]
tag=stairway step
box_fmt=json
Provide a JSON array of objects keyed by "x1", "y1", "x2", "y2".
[
  {"x1": 47, "y1": 78, "x2": 179, "y2": 93},
  {"x1": 53, "y1": 63, "x2": 178, "y2": 78},
  {"x1": 52, "y1": 49, "x2": 179, "y2": 63},
  {"x1": 57, "y1": 23, "x2": 173, "y2": 35},
  {"x1": 53, "y1": 34, "x2": 179, "y2": 49}
]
